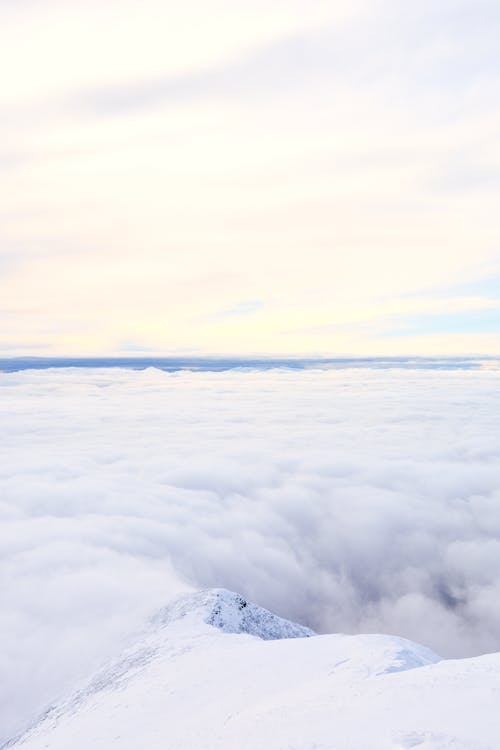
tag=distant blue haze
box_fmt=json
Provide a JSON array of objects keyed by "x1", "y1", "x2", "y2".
[{"x1": 0, "y1": 356, "x2": 498, "y2": 373}]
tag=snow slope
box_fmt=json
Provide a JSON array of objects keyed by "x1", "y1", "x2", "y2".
[{"x1": 4, "y1": 589, "x2": 500, "y2": 750}]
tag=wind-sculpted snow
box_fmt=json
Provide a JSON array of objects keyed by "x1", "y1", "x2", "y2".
[
  {"x1": 152, "y1": 588, "x2": 315, "y2": 639},
  {"x1": 3, "y1": 588, "x2": 445, "y2": 750},
  {"x1": 2, "y1": 366, "x2": 500, "y2": 742},
  {"x1": 6, "y1": 589, "x2": 498, "y2": 750}
]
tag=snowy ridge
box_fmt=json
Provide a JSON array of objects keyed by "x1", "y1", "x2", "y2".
[
  {"x1": 151, "y1": 588, "x2": 315, "y2": 639},
  {"x1": 2, "y1": 589, "x2": 314, "y2": 749},
  {"x1": 5, "y1": 589, "x2": 500, "y2": 750}
]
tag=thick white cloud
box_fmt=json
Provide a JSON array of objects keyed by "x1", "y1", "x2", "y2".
[{"x1": 1, "y1": 365, "x2": 500, "y2": 742}]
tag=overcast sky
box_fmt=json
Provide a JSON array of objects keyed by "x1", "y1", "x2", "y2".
[{"x1": 1, "y1": 0, "x2": 499, "y2": 356}]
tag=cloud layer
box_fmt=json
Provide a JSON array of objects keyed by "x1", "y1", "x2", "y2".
[{"x1": 2, "y1": 366, "x2": 500, "y2": 741}]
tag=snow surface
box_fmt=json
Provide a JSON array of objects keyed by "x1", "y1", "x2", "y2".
[
  {"x1": 5, "y1": 589, "x2": 499, "y2": 750},
  {"x1": 151, "y1": 589, "x2": 315, "y2": 639}
]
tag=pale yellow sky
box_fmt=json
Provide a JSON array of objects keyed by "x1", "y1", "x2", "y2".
[{"x1": 1, "y1": 0, "x2": 500, "y2": 356}]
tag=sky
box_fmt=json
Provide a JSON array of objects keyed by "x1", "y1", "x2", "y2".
[
  {"x1": 1, "y1": 0, "x2": 500, "y2": 356},
  {"x1": 2, "y1": 366, "x2": 500, "y2": 741}
]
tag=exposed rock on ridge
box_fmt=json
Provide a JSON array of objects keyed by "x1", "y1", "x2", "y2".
[{"x1": 152, "y1": 588, "x2": 315, "y2": 640}]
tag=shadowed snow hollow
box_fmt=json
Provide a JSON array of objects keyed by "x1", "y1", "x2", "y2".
[{"x1": 7, "y1": 589, "x2": 499, "y2": 750}]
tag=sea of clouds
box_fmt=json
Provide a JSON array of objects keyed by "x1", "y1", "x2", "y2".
[{"x1": 2, "y1": 365, "x2": 500, "y2": 742}]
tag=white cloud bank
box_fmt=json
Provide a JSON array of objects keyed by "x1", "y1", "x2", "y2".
[{"x1": 1, "y1": 366, "x2": 500, "y2": 741}]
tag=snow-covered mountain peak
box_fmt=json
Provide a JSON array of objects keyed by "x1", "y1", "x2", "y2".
[
  {"x1": 151, "y1": 588, "x2": 315, "y2": 640},
  {"x1": 5, "y1": 590, "x2": 499, "y2": 750}
]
